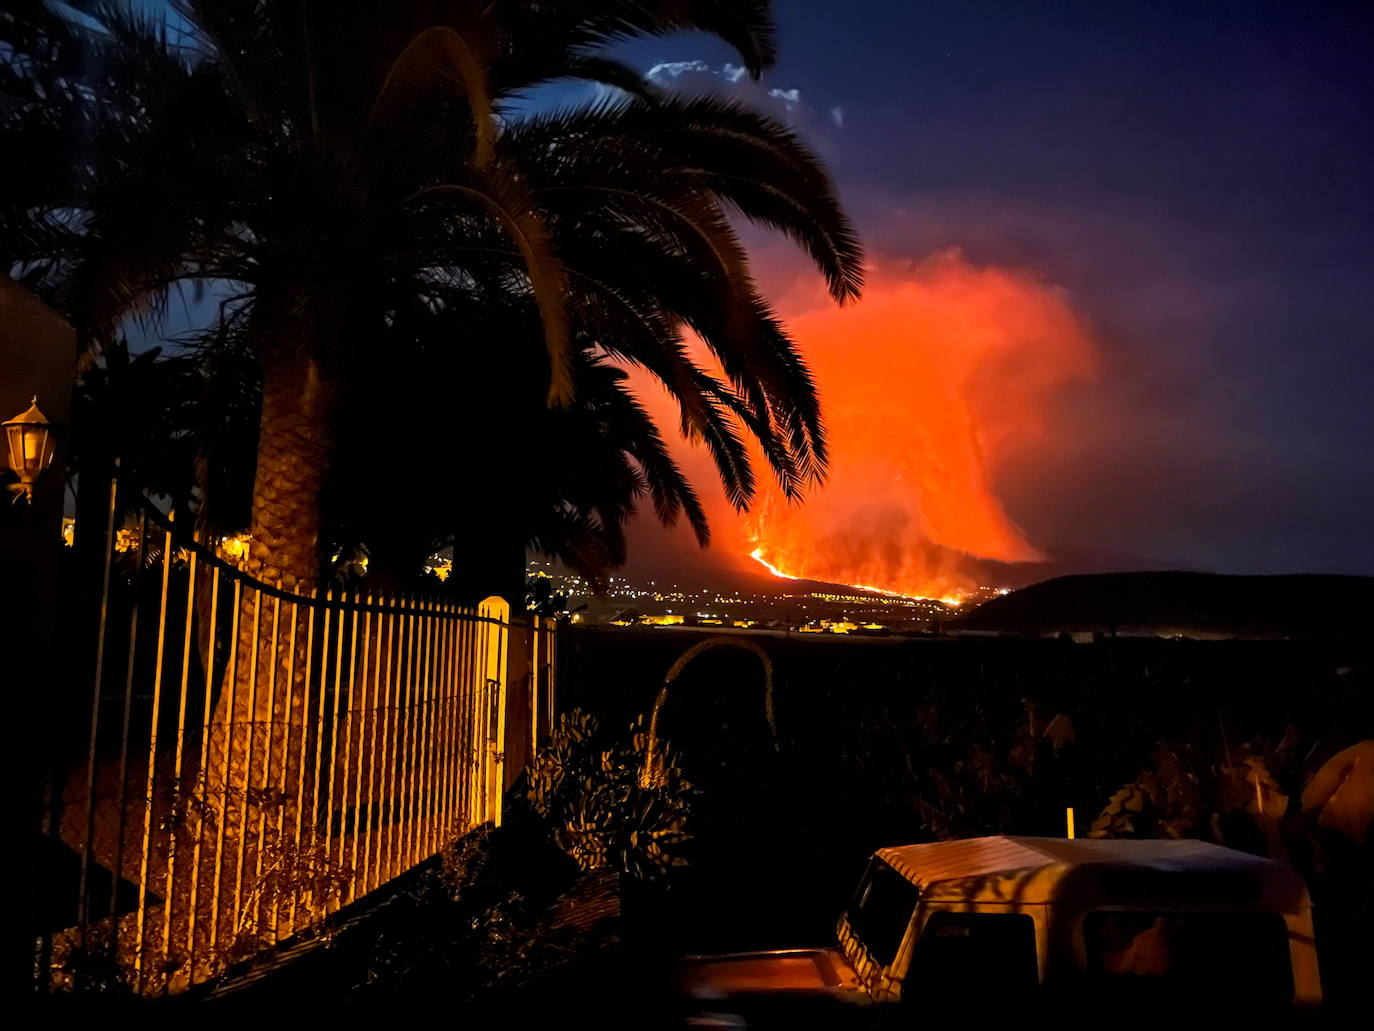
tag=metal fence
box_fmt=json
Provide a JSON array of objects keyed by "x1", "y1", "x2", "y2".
[{"x1": 37, "y1": 492, "x2": 549, "y2": 996}]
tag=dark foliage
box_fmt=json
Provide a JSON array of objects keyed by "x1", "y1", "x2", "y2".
[
  {"x1": 562, "y1": 627, "x2": 1374, "y2": 1005},
  {"x1": 2, "y1": 1, "x2": 862, "y2": 591}
]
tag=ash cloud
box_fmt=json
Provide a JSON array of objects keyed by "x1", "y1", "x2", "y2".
[{"x1": 627, "y1": 252, "x2": 1100, "y2": 599}]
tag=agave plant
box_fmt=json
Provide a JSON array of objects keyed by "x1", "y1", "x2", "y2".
[{"x1": 526, "y1": 710, "x2": 694, "y2": 881}]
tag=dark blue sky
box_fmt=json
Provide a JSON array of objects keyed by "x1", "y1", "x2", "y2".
[
  {"x1": 131, "y1": 2, "x2": 1374, "y2": 578},
  {"x1": 610, "y1": 0, "x2": 1374, "y2": 576}
]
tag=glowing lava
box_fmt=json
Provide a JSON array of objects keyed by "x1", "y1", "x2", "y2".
[
  {"x1": 738, "y1": 252, "x2": 1098, "y2": 599},
  {"x1": 748, "y1": 546, "x2": 800, "y2": 581},
  {"x1": 750, "y1": 546, "x2": 966, "y2": 605}
]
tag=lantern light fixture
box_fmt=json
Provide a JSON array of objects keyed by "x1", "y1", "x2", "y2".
[{"x1": 2, "y1": 396, "x2": 58, "y2": 505}]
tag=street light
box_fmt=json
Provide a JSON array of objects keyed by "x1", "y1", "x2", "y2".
[{"x1": 2, "y1": 396, "x2": 58, "y2": 505}]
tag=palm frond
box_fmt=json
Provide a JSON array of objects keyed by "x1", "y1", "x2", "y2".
[
  {"x1": 407, "y1": 171, "x2": 572, "y2": 405},
  {"x1": 371, "y1": 24, "x2": 495, "y2": 167}
]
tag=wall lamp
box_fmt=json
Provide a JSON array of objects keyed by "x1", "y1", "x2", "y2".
[{"x1": 2, "y1": 396, "x2": 58, "y2": 504}]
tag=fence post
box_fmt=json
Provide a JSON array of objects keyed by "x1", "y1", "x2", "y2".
[
  {"x1": 530, "y1": 617, "x2": 540, "y2": 764},
  {"x1": 478, "y1": 597, "x2": 509, "y2": 826},
  {"x1": 541, "y1": 616, "x2": 557, "y2": 742}
]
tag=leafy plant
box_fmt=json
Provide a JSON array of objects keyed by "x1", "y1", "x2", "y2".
[
  {"x1": 55, "y1": 772, "x2": 357, "y2": 994},
  {"x1": 525, "y1": 710, "x2": 694, "y2": 881},
  {"x1": 1300, "y1": 740, "x2": 1374, "y2": 846},
  {"x1": 1088, "y1": 736, "x2": 1373, "y2": 851},
  {"x1": 51, "y1": 927, "x2": 133, "y2": 996}
]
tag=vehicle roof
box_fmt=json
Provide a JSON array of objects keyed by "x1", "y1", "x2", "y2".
[{"x1": 874, "y1": 836, "x2": 1309, "y2": 909}]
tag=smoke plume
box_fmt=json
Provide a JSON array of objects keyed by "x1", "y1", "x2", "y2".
[{"x1": 659, "y1": 251, "x2": 1100, "y2": 600}]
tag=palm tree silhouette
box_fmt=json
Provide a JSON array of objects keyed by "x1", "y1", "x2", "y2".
[{"x1": 2, "y1": 1, "x2": 862, "y2": 592}]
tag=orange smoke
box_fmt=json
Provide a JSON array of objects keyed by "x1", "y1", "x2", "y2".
[
  {"x1": 739, "y1": 251, "x2": 1098, "y2": 600},
  {"x1": 631, "y1": 250, "x2": 1099, "y2": 600}
]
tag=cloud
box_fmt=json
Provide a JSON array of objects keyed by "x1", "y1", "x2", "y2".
[
  {"x1": 640, "y1": 60, "x2": 841, "y2": 131},
  {"x1": 645, "y1": 59, "x2": 712, "y2": 84},
  {"x1": 768, "y1": 87, "x2": 802, "y2": 109}
]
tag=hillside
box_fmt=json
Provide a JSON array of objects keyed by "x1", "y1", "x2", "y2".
[{"x1": 949, "y1": 571, "x2": 1374, "y2": 639}]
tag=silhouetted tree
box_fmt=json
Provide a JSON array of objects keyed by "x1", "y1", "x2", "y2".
[{"x1": 2, "y1": 1, "x2": 861, "y2": 597}]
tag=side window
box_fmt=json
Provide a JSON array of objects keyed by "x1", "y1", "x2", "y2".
[
  {"x1": 908, "y1": 911, "x2": 1038, "y2": 990},
  {"x1": 846, "y1": 859, "x2": 920, "y2": 968},
  {"x1": 1084, "y1": 911, "x2": 1293, "y2": 1000}
]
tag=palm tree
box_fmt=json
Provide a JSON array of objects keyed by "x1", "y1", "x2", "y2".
[
  {"x1": 4, "y1": 1, "x2": 858, "y2": 596},
  {"x1": 326, "y1": 90, "x2": 863, "y2": 599},
  {"x1": 5, "y1": 3, "x2": 863, "y2": 980},
  {"x1": 332, "y1": 318, "x2": 714, "y2": 597}
]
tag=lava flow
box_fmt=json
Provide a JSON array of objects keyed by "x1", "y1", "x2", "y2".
[
  {"x1": 738, "y1": 252, "x2": 1098, "y2": 600},
  {"x1": 748, "y1": 546, "x2": 965, "y2": 605},
  {"x1": 748, "y1": 547, "x2": 800, "y2": 581}
]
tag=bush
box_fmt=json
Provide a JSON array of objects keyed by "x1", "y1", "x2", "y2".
[{"x1": 525, "y1": 710, "x2": 694, "y2": 882}]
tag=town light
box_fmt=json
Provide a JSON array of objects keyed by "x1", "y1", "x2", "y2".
[{"x1": 2, "y1": 396, "x2": 58, "y2": 504}]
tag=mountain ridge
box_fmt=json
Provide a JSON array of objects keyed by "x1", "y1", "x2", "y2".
[{"x1": 948, "y1": 571, "x2": 1374, "y2": 639}]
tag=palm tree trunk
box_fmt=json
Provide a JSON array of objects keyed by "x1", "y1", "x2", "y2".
[
  {"x1": 450, "y1": 498, "x2": 528, "y2": 606},
  {"x1": 188, "y1": 354, "x2": 341, "y2": 973},
  {"x1": 452, "y1": 531, "x2": 527, "y2": 606},
  {"x1": 245, "y1": 356, "x2": 338, "y2": 589}
]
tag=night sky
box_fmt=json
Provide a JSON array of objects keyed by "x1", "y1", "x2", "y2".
[
  {"x1": 133, "y1": 2, "x2": 1374, "y2": 587},
  {"x1": 603, "y1": 0, "x2": 1374, "y2": 585}
]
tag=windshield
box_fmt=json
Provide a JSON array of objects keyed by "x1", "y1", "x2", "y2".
[
  {"x1": 1084, "y1": 911, "x2": 1293, "y2": 999},
  {"x1": 845, "y1": 858, "x2": 919, "y2": 967}
]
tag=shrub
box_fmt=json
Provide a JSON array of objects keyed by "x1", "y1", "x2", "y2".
[{"x1": 525, "y1": 710, "x2": 694, "y2": 881}]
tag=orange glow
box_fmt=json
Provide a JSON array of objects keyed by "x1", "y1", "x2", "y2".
[
  {"x1": 219, "y1": 532, "x2": 253, "y2": 562},
  {"x1": 749, "y1": 547, "x2": 800, "y2": 581},
  {"x1": 642, "y1": 613, "x2": 686, "y2": 626},
  {"x1": 738, "y1": 252, "x2": 1098, "y2": 599},
  {"x1": 750, "y1": 546, "x2": 966, "y2": 604}
]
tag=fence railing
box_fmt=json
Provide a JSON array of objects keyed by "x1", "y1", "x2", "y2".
[{"x1": 37, "y1": 492, "x2": 550, "y2": 996}]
